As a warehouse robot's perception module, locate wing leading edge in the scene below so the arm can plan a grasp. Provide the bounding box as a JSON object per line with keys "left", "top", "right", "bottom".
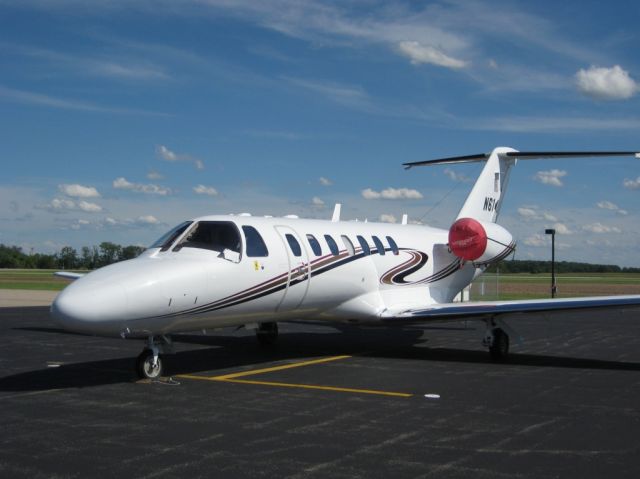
{"left": 383, "top": 295, "right": 640, "bottom": 324}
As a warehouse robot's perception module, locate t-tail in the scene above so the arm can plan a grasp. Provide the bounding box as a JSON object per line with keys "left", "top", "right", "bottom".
{"left": 404, "top": 147, "right": 640, "bottom": 268}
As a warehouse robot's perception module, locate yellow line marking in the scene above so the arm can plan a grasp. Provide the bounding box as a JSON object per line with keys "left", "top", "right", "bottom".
{"left": 208, "top": 355, "right": 352, "bottom": 380}
{"left": 178, "top": 375, "right": 413, "bottom": 398}
{"left": 176, "top": 354, "right": 413, "bottom": 398}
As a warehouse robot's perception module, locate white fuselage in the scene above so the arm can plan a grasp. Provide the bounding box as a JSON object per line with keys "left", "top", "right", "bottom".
{"left": 51, "top": 215, "right": 479, "bottom": 337}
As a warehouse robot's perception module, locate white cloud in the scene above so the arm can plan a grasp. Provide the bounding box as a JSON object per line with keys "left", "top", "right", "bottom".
{"left": 597, "top": 200, "right": 628, "bottom": 216}
{"left": 523, "top": 234, "right": 547, "bottom": 247}
{"left": 517, "top": 207, "right": 538, "bottom": 218}
{"left": 553, "top": 223, "right": 572, "bottom": 235}
{"left": 597, "top": 200, "right": 617, "bottom": 210}
{"left": 0, "top": 84, "right": 166, "bottom": 116}
{"left": 147, "top": 170, "right": 164, "bottom": 180}
{"left": 379, "top": 214, "right": 397, "bottom": 223}
{"left": 624, "top": 177, "right": 640, "bottom": 190}
{"left": 311, "top": 196, "right": 325, "bottom": 207}
{"left": 470, "top": 115, "right": 640, "bottom": 133}
{"left": 284, "top": 77, "right": 370, "bottom": 108}
{"left": 78, "top": 200, "right": 102, "bottom": 213}
{"left": 517, "top": 206, "right": 557, "bottom": 221}
{"left": 193, "top": 184, "right": 218, "bottom": 197}
{"left": 157, "top": 145, "right": 178, "bottom": 162}
{"left": 59, "top": 183, "right": 100, "bottom": 198}
{"left": 533, "top": 169, "right": 567, "bottom": 187}
{"left": 397, "top": 41, "right": 466, "bottom": 69}
{"left": 36, "top": 197, "right": 102, "bottom": 213}
{"left": 113, "top": 177, "right": 171, "bottom": 195}
{"left": 576, "top": 65, "right": 637, "bottom": 100}
{"left": 583, "top": 223, "right": 621, "bottom": 234}
{"left": 137, "top": 215, "right": 159, "bottom": 225}
{"left": 443, "top": 168, "right": 471, "bottom": 183}
{"left": 48, "top": 198, "right": 75, "bottom": 211}
{"left": 93, "top": 62, "right": 168, "bottom": 81}
{"left": 319, "top": 177, "right": 333, "bottom": 186}
{"left": 157, "top": 145, "right": 204, "bottom": 170}
{"left": 361, "top": 187, "right": 423, "bottom": 200}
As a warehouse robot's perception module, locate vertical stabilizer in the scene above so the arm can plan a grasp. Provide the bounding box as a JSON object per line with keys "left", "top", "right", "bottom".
{"left": 456, "top": 147, "right": 517, "bottom": 223}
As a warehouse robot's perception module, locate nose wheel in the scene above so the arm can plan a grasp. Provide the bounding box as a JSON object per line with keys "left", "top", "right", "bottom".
{"left": 135, "top": 336, "right": 172, "bottom": 380}
{"left": 136, "top": 349, "right": 164, "bottom": 379}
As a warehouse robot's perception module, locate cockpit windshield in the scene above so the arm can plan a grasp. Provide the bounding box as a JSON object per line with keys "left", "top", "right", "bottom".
{"left": 150, "top": 221, "right": 193, "bottom": 251}
{"left": 173, "top": 221, "right": 242, "bottom": 262}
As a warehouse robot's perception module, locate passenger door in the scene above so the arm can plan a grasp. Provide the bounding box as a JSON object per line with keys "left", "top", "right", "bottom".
{"left": 274, "top": 225, "right": 310, "bottom": 312}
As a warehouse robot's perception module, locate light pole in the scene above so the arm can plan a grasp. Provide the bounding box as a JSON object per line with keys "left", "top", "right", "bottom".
{"left": 545, "top": 228, "right": 556, "bottom": 298}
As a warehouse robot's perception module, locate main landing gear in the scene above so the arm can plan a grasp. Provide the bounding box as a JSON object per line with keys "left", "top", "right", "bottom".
{"left": 483, "top": 318, "right": 511, "bottom": 361}
{"left": 256, "top": 322, "right": 278, "bottom": 346}
{"left": 136, "top": 335, "right": 173, "bottom": 380}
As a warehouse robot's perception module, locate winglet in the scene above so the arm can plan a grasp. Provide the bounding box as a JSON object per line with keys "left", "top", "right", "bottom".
{"left": 54, "top": 271, "right": 85, "bottom": 281}
{"left": 332, "top": 203, "right": 341, "bottom": 222}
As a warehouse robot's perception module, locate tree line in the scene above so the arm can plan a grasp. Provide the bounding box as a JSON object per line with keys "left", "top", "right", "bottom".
{"left": 486, "top": 260, "right": 640, "bottom": 274}
{"left": 1, "top": 243, "right": 639, "bottom": 273}
{"left": 0, "top": 243, "right": 146, "bottom": 270}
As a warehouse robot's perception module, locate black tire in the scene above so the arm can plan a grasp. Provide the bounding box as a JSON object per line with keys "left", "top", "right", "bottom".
{"left": 136, "top": 349, "right": 164, "bottom": 379}
{"left": 489, "top": 328, "right": 509, "bottom": 361}
{"left": 256, "top": 322, "right": 278, "bottom": 346}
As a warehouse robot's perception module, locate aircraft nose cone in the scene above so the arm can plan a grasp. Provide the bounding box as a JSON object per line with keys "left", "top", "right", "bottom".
{"left": 51, "top": 281, "right": 128, "bottom": 336}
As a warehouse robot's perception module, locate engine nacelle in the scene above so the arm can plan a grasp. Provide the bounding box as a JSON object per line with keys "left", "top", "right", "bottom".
{"left": 448, "top": 217, "right": 514, "bottom": 264}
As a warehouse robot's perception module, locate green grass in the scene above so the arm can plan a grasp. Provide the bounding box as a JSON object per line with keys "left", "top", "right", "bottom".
{"left": 2, "top": 269, "right": 639, "bottom": 298}
{"left": 0, "top": 269, "right": 86, "bottom": 291}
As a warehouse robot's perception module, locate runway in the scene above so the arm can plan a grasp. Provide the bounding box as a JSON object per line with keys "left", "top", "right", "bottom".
{"left": 1, "top": 305, "right": 640, "bottom": 478}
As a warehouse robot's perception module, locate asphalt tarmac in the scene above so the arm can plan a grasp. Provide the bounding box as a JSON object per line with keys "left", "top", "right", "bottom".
{"left": 1, "top": 305, "right": 640, "bottom": 478}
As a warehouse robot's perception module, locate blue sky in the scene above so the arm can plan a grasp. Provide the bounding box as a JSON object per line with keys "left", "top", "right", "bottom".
{"left": 1, "top": 0, "right": 639, "bottom": 266}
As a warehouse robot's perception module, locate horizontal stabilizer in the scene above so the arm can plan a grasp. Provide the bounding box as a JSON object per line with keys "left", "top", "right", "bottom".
{"left": 404, "top": 150, "right": 640, "bottom": 169}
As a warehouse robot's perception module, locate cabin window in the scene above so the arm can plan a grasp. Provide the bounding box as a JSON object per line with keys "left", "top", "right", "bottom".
{"left": 151, "top": 221, "right": 193, "bottom": 252}
{"left": 356, "top": 235, "right": 370, "bottom": 255}
{"left": 386, "top": 236, "right": 399, "bottom": 255}
{"left": 372, "top": 236, "right": 386, "bottom": 255}
{"left": 324, "top": 235, "right": 339, "bottom": 256}
{"left": 242, "top": 226, "right": 269, "bottom": 257}
{"left": 341, "top": 235, "right": 355, "bottom": 256}
{"left": 307, "top": 234, "right": 322, "bottom": 256}
{"left": 285, "top": 234, "right": 302, "bottom": 257}
{"left": 173, "top": 221, "right": 241, "bottom": 257}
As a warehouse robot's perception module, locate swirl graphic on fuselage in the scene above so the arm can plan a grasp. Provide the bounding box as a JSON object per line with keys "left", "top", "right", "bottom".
{"left": 380, "top": 249, "right": 462, "bottom": 286}
{"left": 380, "top": 250, "right": 429, "bottom": 285}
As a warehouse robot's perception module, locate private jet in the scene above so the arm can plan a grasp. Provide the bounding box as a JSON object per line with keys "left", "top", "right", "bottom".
{"left": 51, "top": 147, "right": 640, "bottom": 379}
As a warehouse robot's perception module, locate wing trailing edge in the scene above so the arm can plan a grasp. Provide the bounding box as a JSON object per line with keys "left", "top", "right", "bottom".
{"left": 383, "top": 295, "right": 640, "bottom": 324}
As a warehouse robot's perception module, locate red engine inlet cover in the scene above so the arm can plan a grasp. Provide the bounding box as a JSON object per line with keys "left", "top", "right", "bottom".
{"left": 448, "top": 218, "right": 488, "bottom": 261}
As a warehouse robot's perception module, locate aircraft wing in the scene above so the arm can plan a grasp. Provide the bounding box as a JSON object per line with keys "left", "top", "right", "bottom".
{"left": 54, "top": 271, "right": 86, "bottom": 281}
{"left": 383, "top": 295, "right": 640, "bottom": 323}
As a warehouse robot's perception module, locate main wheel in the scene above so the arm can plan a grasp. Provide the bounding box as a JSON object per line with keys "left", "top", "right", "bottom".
{"left": 489, "top": 328, "right": 509, "bottom": 361}
{"left": 256, "top": 322, "right": 278, "bottom": 346}
{"left": 136, "top": 349, "right": 164, "bottom": 379}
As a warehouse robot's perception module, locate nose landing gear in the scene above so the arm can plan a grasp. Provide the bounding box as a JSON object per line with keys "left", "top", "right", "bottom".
{"left": 136, "top": 336, "right": 173, "bottom": 380}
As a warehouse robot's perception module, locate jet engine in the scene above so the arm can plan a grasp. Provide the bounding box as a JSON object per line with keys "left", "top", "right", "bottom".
{"left": 448, "top": 217, "right": 514, "bottom": 265}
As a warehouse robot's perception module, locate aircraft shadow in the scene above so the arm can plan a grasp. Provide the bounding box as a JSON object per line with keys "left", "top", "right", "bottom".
{"left": 2, "top": 327, "right": 640, "bottom": 393}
